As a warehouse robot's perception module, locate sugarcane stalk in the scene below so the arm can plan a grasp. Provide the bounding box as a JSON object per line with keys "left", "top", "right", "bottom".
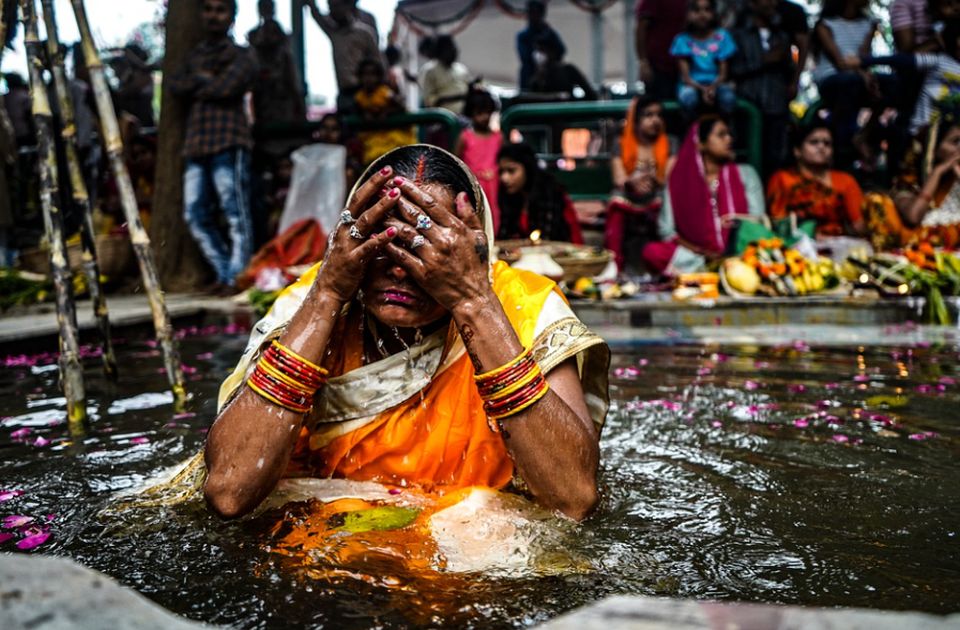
{"left": 40, "top": 0, "right": 117, "bottom": 380}
{"left": 69, "top": 0, "right": 186, "bottom": 406}
{"left": 20, "top": 0, "right": 86, "bottom": 427}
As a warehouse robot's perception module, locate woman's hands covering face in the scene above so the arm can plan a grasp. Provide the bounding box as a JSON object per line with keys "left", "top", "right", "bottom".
{"left": 313, "top": 166, "right": 401, "bottom": 304}
{"left": 381, "top": 177, "right": 493, "bottom": 313}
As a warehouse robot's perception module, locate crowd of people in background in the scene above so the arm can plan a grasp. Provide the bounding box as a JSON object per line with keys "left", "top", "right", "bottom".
{"left": 5, "top": 0, "right": 960, "bottom": 291}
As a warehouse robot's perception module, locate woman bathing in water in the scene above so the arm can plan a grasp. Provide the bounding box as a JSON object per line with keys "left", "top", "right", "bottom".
{"left": 202, "top": 144, "right": 609, "bottom": 523}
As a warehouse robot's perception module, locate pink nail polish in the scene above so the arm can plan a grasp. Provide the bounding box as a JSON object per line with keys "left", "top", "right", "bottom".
{"left": 386, "top": 227, "right": 397, "bottom": 237}
{"left": 393, "top": 176, "right": 405, "bottom": 186}
{"left": 388, "top": 188, "right": 400, "bottom": 198}
{"left": 380, "top": 166, "right": 392, "bottom": 175}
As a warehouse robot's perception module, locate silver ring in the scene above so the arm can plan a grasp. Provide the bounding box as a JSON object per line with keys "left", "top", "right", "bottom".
{"left": 410, "top": 235, "right": 426, "bottom": 249}
{"left": 415, "top": 214, "right": 432, "bottom": 230}
{"left": 340, "top": 209, "right": 356, "bottom": 224}
{"left": 349, "top": 225, "right": 365, "bottom": 240}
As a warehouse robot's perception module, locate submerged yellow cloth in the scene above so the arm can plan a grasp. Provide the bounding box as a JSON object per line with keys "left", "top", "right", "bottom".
{"left": 219, "top": 259, "right": 609, "bottom": 494}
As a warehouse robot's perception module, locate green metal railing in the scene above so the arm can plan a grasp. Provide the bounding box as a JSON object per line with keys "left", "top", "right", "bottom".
{"left": 254, "top": 108, "right": 463, "bottom": 152}
{"left": 500, "top": 99, "right": 764, "bottom": 199}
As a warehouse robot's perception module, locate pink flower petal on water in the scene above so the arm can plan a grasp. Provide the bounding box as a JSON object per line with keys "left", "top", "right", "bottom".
{"left": 824, "top": 382, "right": 840, "bottom": 390}
{"left": 388, "top": 488, "right": 402, "bottom": 495}
{"left": 130, "top": 437, "right": 150, "bottom": 445}
{"left": 908, "top": 431, "right": 939, "bottom": 441}
{"left": 16, "top": 530, "right": 50, "bottom": 550}
{"left": 787, "top": 384, "right": 807, "bottom": 393}
{"left": 638, "top": 358, "right": 649, "bottom": 367}
{"left": 754, "top": 361, "right": 771, "bottom": 369}
{"left": 853, "top": 374, "right": 870, "bottom": 382}
{"left": 710, "top": 420, "right": 723, "bottom": 428}
{"left": 939, "top": 376, "right": 956, "bottom": 385}
{"left": 196, "top": 352, "right": 215, "bottom": 360}
{"left": 744, "top": 380, "right": 760, "bottom": 391}
{"left": 32, "top": 437, "right": 50, "bottom": 447}
{"left": 10, "top": 428, "right": 31, "bottom": 439}
{"left": 792, "top": 340, "right": 811, "bottom": 352}
{"left": 831, "top": 434, "right": 849, "bottom": 443}
{"left": 713, "top": 353, "right": 730, "bottom": 363}
{"left": 915, "top": 384, "right": 933, "bottom": 393}
{"left": 697, "top": 367, "right": 712, "bottom": 376}
{"left": 3, "top": 515, "right": 34, "bottom": 529}
{"left": 0, "top": 490, "right": 23, "bottom": 502}
{"left": 0, "top": 532, "right": 14, "bottom": 544}
{"left": 793, "top": 418, "right": 809, "bottom": 428}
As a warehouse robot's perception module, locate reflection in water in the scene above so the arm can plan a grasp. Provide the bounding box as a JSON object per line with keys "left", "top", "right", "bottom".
{"left": 1, "top": 324, "right": 959, "bottom": 628}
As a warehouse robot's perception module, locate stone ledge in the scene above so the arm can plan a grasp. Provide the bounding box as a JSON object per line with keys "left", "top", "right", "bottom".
{"left": 0, "top": 553, "right": 212, "bottom": 630}
{"left": 538, "top": 595, "right": 960, "bottom": 630}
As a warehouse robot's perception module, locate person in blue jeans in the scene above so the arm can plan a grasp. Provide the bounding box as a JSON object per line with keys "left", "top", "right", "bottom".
{"left": 670, "top": 0, "right": 738, "bottom": 116}
{"left": 169, "top": 0, "right": 257, "bottom": 295}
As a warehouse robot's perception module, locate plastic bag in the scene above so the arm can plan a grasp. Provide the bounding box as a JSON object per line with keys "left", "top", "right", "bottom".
{"left": 278, "top": 143, "right": 346, "bottom": 235}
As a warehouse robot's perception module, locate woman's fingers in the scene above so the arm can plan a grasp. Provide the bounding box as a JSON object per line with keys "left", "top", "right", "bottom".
{"left": 384, "top": 242, "right": 427, "bottom": 280}
{"left": 388, "top": 177, "right": 452, "bottom": 226}
{"left": 351, "top": 227, "right": 397, "bottom": 263}
{"left": 455, "top": 192, "right": 484, "bottom": 231}
{"left": 346, "top": 165, "right": 393, "bottom": 219}
{"left": 353, "top": 187, "right": 401, "bottom": 236}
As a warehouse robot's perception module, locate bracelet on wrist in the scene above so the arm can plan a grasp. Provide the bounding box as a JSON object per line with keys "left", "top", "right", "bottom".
{"left": 474, "top": 347, "right": 550, "bottom": 433}
{"left": 246, "top": 340, "right": 329, "bottom": 414}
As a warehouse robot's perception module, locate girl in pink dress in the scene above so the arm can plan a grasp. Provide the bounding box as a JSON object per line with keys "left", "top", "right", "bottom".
{"left": 456, "top": 89, "right": 503, "bottom": 232}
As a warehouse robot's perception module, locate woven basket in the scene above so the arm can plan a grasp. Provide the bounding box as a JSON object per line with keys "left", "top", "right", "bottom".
{"left": 17, "top": 242, "right": 83, "bottom": 276}
{"left": 17, "top": 235, "right": 134, "bottom": 279}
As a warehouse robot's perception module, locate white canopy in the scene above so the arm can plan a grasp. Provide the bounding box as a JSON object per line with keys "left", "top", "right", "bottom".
{"left": 391, "top": 0, "right": 636, "bottom": 89}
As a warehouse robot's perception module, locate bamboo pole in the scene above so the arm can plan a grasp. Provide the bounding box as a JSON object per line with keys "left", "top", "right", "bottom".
{"left": 40, "top": 0, "right": 117, "bottom": 380}
{"left": 20, "top": 0, "right": 87, "bottom": 426}
{"left": 69, "top": 0, "right": 186, "bottom": 406}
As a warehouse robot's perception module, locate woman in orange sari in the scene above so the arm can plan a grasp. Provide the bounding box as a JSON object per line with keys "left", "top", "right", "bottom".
{"left": 767, "top": 122, "right": 866, "bottom": 237}
{"left": 865, "top": 118, "right": 960, "bottom": 250}
{"left": 604, "top": 95, "right": 674, "bottom": 271}
{"left": 203, "top": 144, "right": 608, "bottom": 529}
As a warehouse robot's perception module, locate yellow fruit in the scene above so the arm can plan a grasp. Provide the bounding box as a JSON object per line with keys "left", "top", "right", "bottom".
{"left": 724, "top": 258, "right": 761, "bottom": 295}
{"left": 573, "top": 277, "right": 595, "bottom": 293}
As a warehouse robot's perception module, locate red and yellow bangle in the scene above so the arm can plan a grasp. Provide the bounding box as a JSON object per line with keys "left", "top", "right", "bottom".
{"left": 474, "top": 347, "right": 550, "bottom": 432}
{"left": 246, "top": 340, "right": 328, "bottom": 414}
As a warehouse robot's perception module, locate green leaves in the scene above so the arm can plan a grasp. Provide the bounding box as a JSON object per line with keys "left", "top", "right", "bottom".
{"left": 328, "top": 506, "right": 420, "bottom": 533}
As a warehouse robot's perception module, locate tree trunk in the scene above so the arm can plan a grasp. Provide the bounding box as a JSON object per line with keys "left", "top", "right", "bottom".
{"left": 151, "top": 0, "right": 207, "bottom": 291}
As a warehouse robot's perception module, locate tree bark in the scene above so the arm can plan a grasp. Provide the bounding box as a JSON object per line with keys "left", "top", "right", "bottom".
{"left": 151, "top": 0, "right": 207, "bottom": 290}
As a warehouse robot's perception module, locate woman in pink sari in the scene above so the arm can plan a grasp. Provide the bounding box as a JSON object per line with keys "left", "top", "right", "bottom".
{"left": 642, "top": 116, "right": 764, "bottom": 275}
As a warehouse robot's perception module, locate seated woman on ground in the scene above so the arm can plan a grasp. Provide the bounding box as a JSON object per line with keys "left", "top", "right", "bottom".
{"left": 604, "top": 95, "right": 676, "bottom": 271}
{"left": 497, "top": 142, "right": 585, "bottom": 244}
{"left": 767, "top": 122, "right": 866, "bottom": 237}
{"left": 866, "top": 114, "right": 960, "bottom": 250}
{"left": 202, "top": 144, "right": 607, "bottom": 524}
{"left": 642, "top": 115, "right": 765, "bottom": 276}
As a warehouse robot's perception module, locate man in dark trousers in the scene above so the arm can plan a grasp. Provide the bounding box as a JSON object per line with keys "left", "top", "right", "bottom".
{"left": 169, "top": 0, "right": 257, "bottom": 295}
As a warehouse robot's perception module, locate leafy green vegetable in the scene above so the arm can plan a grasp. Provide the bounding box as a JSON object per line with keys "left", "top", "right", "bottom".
{"left": 329, "top": 506, "right": 420, "bottom": 533}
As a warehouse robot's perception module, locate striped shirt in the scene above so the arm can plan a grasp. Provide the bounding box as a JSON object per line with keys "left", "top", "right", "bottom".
{"left": 911, "top": 53, "right": 960, "bottom": 132}
{"left": 891, "top": 0, "right": 934, "bottom": 49}
{"left": 813, "top": 17, "right": 876, "bottom": 82}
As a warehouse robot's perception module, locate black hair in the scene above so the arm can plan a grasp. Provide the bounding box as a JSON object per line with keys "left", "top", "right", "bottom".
{"left": 697, "top": 114, "right": 727, "bottom": 144}
{"left": 434, "top": 35, "right": 458, "bottom": 62}
{"left": 820, "top": 0, "right": 867, "bottom": 19}
{"left": 418, "top": 36, "right": 438, "bottom": 59}
{"left": 790, "top": 120, "right": 834, "bottom": 150}
{"left": 685, "top": 0, "right": 719, "bottom": 32}
{"left": 496, "top": 142, "right": 572, "bottom": 242}
{"left": 944, "top": 19, "right": 960, "bottom": 58}
{"left": 463, "top": 88, "right": 498, "bottom": 118}
{"left": 3, "top": 72, "right": 27, "bottom": 89}
{"left": 385, "top": 44, "right": 402, "bottom": 67}
{"left": 527, "top": 1, "right": 546, "bottom": 17}
{"left": 535, "top": 32, "right": 564, "bottom": 59}
{"left": 204, "top": 0, "right": 238, "bottom": 19}
{"left": 631, "top": 94, "right": 661, "bottom": 126}
{"left": 361, "top": 145, "right": 481, "bottom": 216}
{"left": 357, "top": 57, "right": 385, "bottom": 80}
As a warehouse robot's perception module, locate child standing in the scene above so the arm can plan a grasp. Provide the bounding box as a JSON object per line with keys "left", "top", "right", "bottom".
{"left": 670, "top": 0, "right": 738, "bottom": 116}
{"left": 456, "top": 89, "right": 503, "bottom": 233}
{"left": 353, "top": 58, "right": 416, "bottom": 166}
